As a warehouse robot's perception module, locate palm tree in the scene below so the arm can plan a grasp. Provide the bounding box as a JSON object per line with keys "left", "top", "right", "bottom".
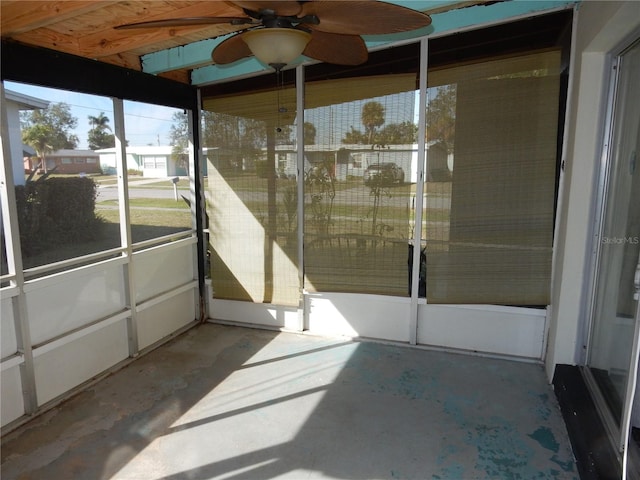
{"left": 87, "top": 112, "right": 114, "bottom": 150}
{"left": 361, "top": 101, "right": 385, "bottom": 144}
{"left": 88, "top": 112, "right": 111, "bottom": 132}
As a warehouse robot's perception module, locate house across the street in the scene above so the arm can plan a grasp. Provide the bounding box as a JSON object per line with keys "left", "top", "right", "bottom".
{"left": 26, "top": 149, "right": 101, "bottom": 175}
{"left": 97, "top": 145, "right": 187, "bottom": 178}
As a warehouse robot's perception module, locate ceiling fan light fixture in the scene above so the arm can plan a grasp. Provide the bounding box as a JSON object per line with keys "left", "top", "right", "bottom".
{"left": 242, "top": 28, "right": 311, "bottom": 69}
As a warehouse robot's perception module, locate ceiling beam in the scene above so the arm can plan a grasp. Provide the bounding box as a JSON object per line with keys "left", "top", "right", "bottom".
{"left": 141, "top": 36, "right": 233, "bottom": 75}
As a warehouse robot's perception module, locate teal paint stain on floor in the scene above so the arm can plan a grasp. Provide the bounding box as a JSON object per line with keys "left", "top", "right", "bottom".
{"left": 433, "top": 462, "right": 465, "bottom": 479}
{"left": 551, "top": 454, "right": 576, "bottom": 473}
{"left": 436, "top": 443, "right": 460, "bottom": 465}
{"left": 473, "top": 422, "right": 533, "bottom": 479}
{"left": 396, "top": 368, "right": 427, "bottom": 399}
{"left": 529, "top": 391, "right": 553, "bottom": 421}
{"left": 528, "top": 426, "right": 560, "bottom": 453}
{"left": 443, "top": 394, "right": 476, "bottom": 426}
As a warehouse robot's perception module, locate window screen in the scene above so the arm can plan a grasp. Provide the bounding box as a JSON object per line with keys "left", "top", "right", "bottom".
{"left": 203, "top": 85, "right": 300, "bottom": 306}
{"left": 303, "top": 74, "right": 419, "bottom": 296}
{"left": 423, "top": 51, "right": 561, "bottom": 305}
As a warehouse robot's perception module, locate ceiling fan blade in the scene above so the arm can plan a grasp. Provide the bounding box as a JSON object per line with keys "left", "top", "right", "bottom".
{"left": 303, "top": 30, "right": 368, "bottom": 66}
{"left": 115, "top": 17, "right": 253, "bottom": 30}
{"left": 230, "top": 1, "right": 302, "bottom": 17}
{"left": 212, "top": 31, "right": 254, "bottom": 64}
{"left": 300, "top": 1, "right": 431, "bottom": 35}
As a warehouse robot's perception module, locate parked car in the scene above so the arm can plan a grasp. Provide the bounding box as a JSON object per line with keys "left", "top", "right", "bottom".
{"left": 363, "top": 162, "right": 405, "bottom": 186}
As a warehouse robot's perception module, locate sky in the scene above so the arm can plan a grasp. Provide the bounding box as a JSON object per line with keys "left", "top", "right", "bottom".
{"left": 5, "top": 80, "right": 422, "bottom": 149}
{"left": 5, "top": 81, "right": 181, "bottom": 150}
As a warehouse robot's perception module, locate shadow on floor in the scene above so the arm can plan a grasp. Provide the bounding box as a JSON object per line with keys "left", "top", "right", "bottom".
{"left": 1, "top": 324, "right": 577, "bottom": 479}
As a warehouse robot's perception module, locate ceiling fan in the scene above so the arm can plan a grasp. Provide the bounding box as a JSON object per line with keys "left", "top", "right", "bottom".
{"left": 116, "top": 1, "right": 432, "bottom": 70}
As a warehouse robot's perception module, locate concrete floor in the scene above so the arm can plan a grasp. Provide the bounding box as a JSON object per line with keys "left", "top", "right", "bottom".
{"left": 1, "top": 323, "right": 577, "bottom": 480}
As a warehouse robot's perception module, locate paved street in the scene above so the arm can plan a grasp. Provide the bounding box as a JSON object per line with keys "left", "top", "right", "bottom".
{"left": 96, "top": 178, "right": 188, "bottom": 202}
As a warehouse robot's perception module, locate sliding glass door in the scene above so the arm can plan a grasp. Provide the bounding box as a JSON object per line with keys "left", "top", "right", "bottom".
{"left": 586, "top": 39, "right": 640, "bottom": 462}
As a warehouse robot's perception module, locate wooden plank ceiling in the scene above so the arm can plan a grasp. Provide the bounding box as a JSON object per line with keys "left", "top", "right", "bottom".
{"left": 2, "top": 1, "right": 556, "bottom": 86}
{"left": 0, "top": 1, "right": 252, "bottom": 84}
{"left": 3, "top": 1, "right": 503, "bottom": 85}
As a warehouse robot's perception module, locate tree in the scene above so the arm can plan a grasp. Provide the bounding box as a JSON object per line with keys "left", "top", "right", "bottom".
{"left": 202, "top": 111, "right": 240, "bottom": 151}
{"left": 377, "top": 121, "right": 418, "bottom": 144}
{"left": 427, "top": 85, "right": 456, "bottom": 153}
{"left": 342, "top": 126, "right": 367, "bottom": 144}
{"left": 169, "top": 111, "right": 190, "bottom": 172}
{"left": 342, "top": 102, "right": 416, "bottom": 145}
{"left": 202, "top": 112, "right": 265, "bottom": 150}
{"left": 87, "top": 112, "right": 115, "bottom": 150}
{"left": 172, "top": 110, "right": 266, "bottom": 173}
{"left": 201, "top": 111, "right": 268, "bottom": 172}
{"left": 365, "top": 149, "right": 400, "bottom": 236}
{"left": 367, "top": 165, "right": 394, "bottom": 235}
{"left": 361, "top": 101, "right": 385, "bottom": 144}
{"left": 21, "top": 102, "right": 78, "bottom": 173}
{"left": 305, "top": 158, "right": 336, "bottom": 235}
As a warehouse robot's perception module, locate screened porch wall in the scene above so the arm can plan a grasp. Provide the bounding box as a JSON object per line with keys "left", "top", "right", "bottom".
{"left": 204, "top": 11, "right": 570, "bottom": 360}
{"left": 303, "top": 74, "right": 419, "bottom": 297}
{"left": 423, "top": 51, "right": 561, "bottom": 306}
{"left": 204, "top": 88, "right": 300, "bottom": 308}
{"left": 1, "top": 240, "right": 198, "bottom": 428}
{"left": 0, "top": 84, "right": 201, "bottom": 429}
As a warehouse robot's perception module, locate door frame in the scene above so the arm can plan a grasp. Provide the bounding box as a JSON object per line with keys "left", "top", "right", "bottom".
{"left": 582, "top": 35, "right": 640, "bottom": 473}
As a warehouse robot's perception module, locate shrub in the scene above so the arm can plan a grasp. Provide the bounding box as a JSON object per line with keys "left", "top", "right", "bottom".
{"left": 15, "top": 177, "right": 103, "bottom": 256}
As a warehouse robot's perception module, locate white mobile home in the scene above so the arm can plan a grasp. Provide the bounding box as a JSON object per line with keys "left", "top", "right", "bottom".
{"left": 97, "top": 145, "right": 186, "bottom": 178}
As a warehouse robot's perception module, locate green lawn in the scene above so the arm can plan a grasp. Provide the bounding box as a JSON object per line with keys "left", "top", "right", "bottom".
{"left": 98, "top": 198, "right": 190, "bottom": 209}
{"left": 98, "top": 208, "right": 191, "bottom": 228}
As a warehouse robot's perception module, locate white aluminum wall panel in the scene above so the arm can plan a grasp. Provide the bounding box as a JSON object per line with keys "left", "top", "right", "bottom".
{"left": 417, "top": 304, "right": 547, "bottom": 359}
{"left": 134, "top": 241, "right": 195, "bottom": 303}
{"left": 33, "top": 319, "right": 129, "bottom": 405}
{"left": 136, "top": 289, "right": 196, "bottom": 350}
{"left": 1, "top": 296, "right": 17, "bottom": 357}
{"left": 307, "top": 293, "right": 411, "bottom": 343}
{"left": 209, "top": 297, "right": 300, "bottom": 330}
{"left": 209, "top": 295, "right": 545, "bottom": 358}
{"left": 25, "top": 263, "right": 126, "bottom": 345}
{"left": 1, "top": 363, "right": 25, "bottom": 427}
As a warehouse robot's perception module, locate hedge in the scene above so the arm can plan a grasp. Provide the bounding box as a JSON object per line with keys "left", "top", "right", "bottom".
{"left": 14, "top": 177, "right": 103, "bottom": 256}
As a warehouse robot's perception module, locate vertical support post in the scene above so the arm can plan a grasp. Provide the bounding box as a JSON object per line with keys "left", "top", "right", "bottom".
{"left": 296, "top": 65, "right": 306, "bottom": 332}
{"left": 113, "top": 98, "right": 138, "bottom": 356}
{"left": 264, "top": 124, "right": 276, "bottom": 305}
{"left": 190, "top": 90, "right": 207, "bottom": 322}
{"left": 409, "top": 38, "right": 430, "bottom": 345}
{"left": 0, "top": 82, "right": 38, "bottom": 413}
